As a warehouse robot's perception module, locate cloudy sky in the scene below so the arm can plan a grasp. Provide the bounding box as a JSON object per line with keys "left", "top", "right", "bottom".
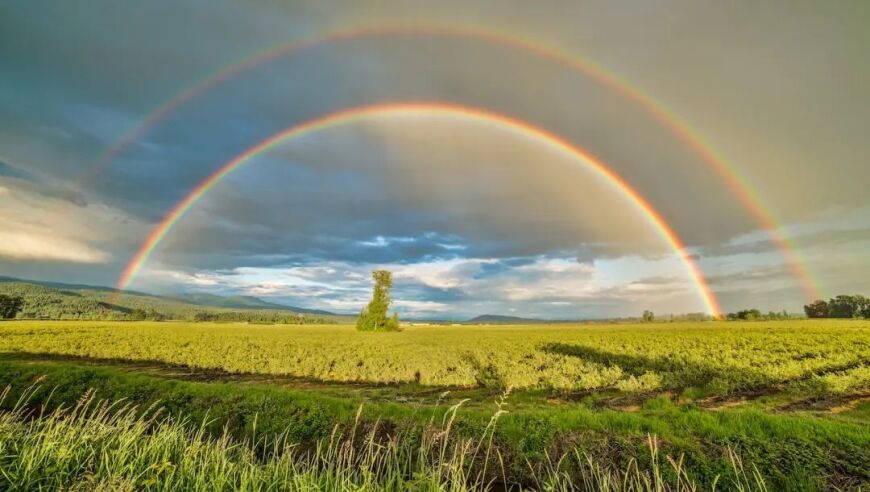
{"left": 1, "top": 1, "right": 868, "bottom": 318}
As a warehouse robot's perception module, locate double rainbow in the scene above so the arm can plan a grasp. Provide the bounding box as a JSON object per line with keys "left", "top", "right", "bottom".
{"left": 116, "top": 102, "right": 722, "bottom": 316}
{"left": 104, "top": 23, "right": 820, "bottom": 311}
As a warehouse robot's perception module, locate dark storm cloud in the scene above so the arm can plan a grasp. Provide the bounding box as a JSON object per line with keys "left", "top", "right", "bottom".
{"left": 392, "top": 283, "right": 469, "bottom": 304}
{"left": 699, "top": 227, "right": 870, "bottom": 259}
{"left": 705, "top": 266, "right": 793, "bottom": 289}
{"left": 0, "top": 160, "right": 37, "bottom": 181}
{"left": 712, "top": 284, "right": 809, "bottom": 315}
{"left": 0, "top": 0, "right": 325, "bottom": 111}
{"left": 4, "top": 3, "right": 749, "bottom": 243}
{"left": 0, "top": 158, "right": 92, "bottom": 209}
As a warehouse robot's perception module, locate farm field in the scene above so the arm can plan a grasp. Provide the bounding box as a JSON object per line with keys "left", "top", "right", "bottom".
{"left": 0, "top": 320, "right": 868, "bottom": 490}
{"left": 1, "top": 320, "right": 867, "bottom": 396}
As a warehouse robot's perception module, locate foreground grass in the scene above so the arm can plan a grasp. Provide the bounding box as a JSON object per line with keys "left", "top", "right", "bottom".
{"left": 0, "top": 386, "right": 773, "bottom": 492}
{"left": 0, "top": 360, "right": 866, "bottom": 490}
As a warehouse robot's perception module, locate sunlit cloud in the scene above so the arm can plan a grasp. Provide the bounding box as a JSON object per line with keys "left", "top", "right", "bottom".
{"left": 0, "top": 175, "right": 142, "bottom": 264}
{"left": 0, "top": 231, "right": 108, "bottom": 263}
{"left": 132, "top": 252, "right": 709, "bottom": 318}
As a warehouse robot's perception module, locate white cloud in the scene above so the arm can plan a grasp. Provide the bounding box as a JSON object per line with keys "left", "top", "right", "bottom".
{"left": 393, "top": 299, "right": 451, "bottom": 315}
{"left": 131, "top": 251, "right": 710, "bottom": 318}
{"left": 245, "top": 283, "right": 288, "bottom": 295}
{"left": 143, "top": 268, "right": 222, "bottom": 286}
{"left": 391, "top": 258, "right": 497, "bottom": 289}
{"left": 0, "top": 230, "right": 108, "bottom": 263}
{"left": 357, "top": 235, "right": 417, "bottom": 247}
{"left": 0, "top": 177, "right": 137, "bottom": 263}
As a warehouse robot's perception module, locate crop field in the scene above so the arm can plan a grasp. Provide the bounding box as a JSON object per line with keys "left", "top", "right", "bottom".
{"left": 0, "top": 320, "right": 867, "bottom": 395}
{"left": 0, "top": 320, "right": 868, "bottom": 490}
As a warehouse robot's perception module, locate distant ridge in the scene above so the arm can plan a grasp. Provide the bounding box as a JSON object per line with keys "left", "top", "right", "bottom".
{"left": 171, "top": 293, "right": 336, "bottom": 315}
{"left": 0, "top": 275, "right": 149, "bottom": 295}
{"left": 0, "top": 276, "right": 339, "bottom": 318}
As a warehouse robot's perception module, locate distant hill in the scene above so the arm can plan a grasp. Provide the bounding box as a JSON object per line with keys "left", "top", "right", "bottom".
{"left": 0, "top": 281, "right": 122, "bottom": 319}
{"left": 171, "top": 293, "right": 336, "bottom": 315}
{"left": 0, "top": 277, "right": 345, "bottom": 323}
{"left": 0, "top": 275, "right": 147, "bottom": 295}
{"left": 466, "top": 314, "right": 546, "bottom": 324}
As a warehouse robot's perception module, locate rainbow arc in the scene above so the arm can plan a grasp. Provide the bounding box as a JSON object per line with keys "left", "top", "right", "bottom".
{"left": 98, "top": 23, "right": 821, "bottom": 305}
{"left": 116, "top": 102, "right": 723, "bottom": 316}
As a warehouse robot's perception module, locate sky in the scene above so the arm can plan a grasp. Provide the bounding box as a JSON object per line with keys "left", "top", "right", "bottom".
{"left": 1, "top": 0, "right": 868, "bottom": 319}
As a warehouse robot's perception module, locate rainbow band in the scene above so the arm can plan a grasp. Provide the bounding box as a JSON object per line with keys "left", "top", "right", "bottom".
{"left": 117, "top": 102, "right": 723, "bottom": 316}
{"left": 85, "top": 24, "right": 821, "bottom": 301}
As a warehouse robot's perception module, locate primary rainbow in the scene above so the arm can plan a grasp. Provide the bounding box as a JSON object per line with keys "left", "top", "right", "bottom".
{"left": 117, "top": 102, "right": 723, "bottom": 316}
{"left": 85, "top": 23, "right": 821, "bottom": 301}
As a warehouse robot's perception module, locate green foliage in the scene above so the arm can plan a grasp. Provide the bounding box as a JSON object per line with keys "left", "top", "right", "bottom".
{"left": 0, "top": 294, "right": 23, "bottom": 318}
{"left": 641, "top": 310, "right": 655, "bottom": 322}
{"left": 356, "top": 270, "right": 401, "bottom": 331}
{"left": 190, "top": 310, "right": 333, "bottom": 324}
{"left": 805, "top": 299, "right": 830, "bottom": 318}
{"left": 129, "top": 308, "right": 167, "bottom": 321}
{"left": 805, "top": 294, "right": 870, "bottom": 319}
{"left": 725, "top": 308, "right": 797, "bottom": 321}
{"left": 830, "top": 294, "right": 870, "bottom": 318}
{"left": 727, "top": 308, "right": 762, "bottom": 320}
{"left": 0, "top": 282, "right": 122, "bottom": 319}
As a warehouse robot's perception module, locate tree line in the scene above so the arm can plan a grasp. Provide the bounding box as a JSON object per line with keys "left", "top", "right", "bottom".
{"left": 640, "top": 309, "right": 795, "bottom": 322}
{"left": 191, "top": 311, "right": 335, "bottom": 324}
{"left": 725, "top": 309, "right": 796, "bottom": 321}
{"left": 804, "top": 294, "right": 870, "bottom": 319}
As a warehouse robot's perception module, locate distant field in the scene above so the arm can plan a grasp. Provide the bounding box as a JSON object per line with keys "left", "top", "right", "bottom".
{"left": 0, "top": 320, "right": 867, "bottom": 395}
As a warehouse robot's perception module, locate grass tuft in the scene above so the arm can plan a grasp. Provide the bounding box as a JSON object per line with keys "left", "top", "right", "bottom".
{"left": 0, "top": 385, "right": 773, "bottom": 491}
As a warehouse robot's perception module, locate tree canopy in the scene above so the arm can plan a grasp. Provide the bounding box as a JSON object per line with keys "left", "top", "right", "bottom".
{"left": 804, "top": 295, "right": 869, "bottom": 319}
{"left": 0, "top": 294, "right": 23, "bottom": 319}
{"left": 356, "top": 270, "right": 401, "bottom": 331}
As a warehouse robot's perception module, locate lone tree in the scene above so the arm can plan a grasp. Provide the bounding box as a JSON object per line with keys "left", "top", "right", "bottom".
{"left": 356, "top": 270, "right": 400, "bottom": 331}
{"left": 641, "top": 310, "right": 655, "bottom": 323}
{"left": 0, "top": 294, "right": 23, "bottom": 319}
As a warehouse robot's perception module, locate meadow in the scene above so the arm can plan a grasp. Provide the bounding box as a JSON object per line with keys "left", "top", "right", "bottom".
{"left": 0, "top": 320, "right": 867, "bottom": 395}
{"left": 0, "top": 320, "right": 867, "bottom": 490}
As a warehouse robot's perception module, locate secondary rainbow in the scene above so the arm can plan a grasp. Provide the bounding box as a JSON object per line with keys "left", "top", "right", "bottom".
{"left": 117, "top": 102, "right": 723, "bottom": 316}
{"left": 83, "top": 23, "right": 821, "bottom": 301}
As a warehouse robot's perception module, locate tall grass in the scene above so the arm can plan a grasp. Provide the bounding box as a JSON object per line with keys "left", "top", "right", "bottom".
{"left": 0, "top": 385, "right": 769, "bottom": 491}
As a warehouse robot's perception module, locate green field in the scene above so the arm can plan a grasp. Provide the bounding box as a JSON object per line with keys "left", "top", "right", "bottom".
{"left": 0, "top": 320, "right": 868, "bottom": 490}
{"left": 1, "top": 320, "right": 867, "bottom": 393}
